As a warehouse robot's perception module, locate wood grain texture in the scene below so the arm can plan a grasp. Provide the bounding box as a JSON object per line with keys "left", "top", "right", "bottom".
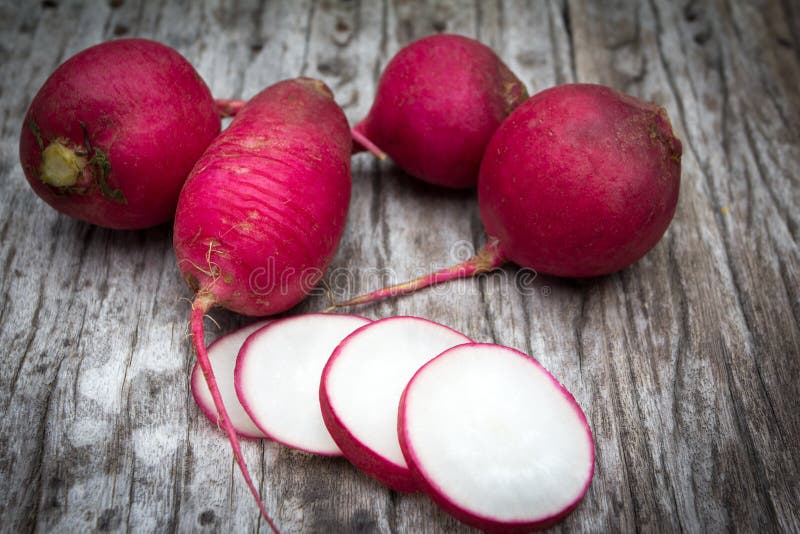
{"left": 0, "top": 0, "right": 798, "bottom": 532}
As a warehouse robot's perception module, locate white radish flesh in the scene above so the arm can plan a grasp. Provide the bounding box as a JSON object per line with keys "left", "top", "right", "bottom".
{"left": 399, "top": 343, "right": 594, "bottom": 532}
{"left": 235, "top": 313, "right": 370, "bottom": 455}
{"left": 191, "top": 321, "right": 269, "bottom": 439}
{"left": 320, "top": 316, "right": 471, "bottom": 491}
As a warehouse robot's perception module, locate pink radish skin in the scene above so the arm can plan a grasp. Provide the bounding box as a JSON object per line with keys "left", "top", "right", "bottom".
{"left": 190, "top": 321, "right": 269, "bottom": 440}
{"left": 235, "top": 314, "right": 370, "bottom": 455}
{"left": 478, "top": 84, "right": 682, "bottom": 277}
{"left": 319, "top": 316, "right": 471, "bottom": 492}
{"left": 331, "top": 83, "right": 682, "bottom": 309}
{"left": 174, "top": 78, "right": 352, "bottom": 530}
{"left": 215, "top": 99, "right": 385, "bottom": 160}
{"left": 353, "top": 34, "right": 528, "bottom": 188}
{"left": 399, "top": 344, "right": 595, "bottom": 532}
{"left": 19, "top": 39, "right": 220, "bottom": 229}
{"left": 175, "top": 78, "right": 351, "bottom": 317}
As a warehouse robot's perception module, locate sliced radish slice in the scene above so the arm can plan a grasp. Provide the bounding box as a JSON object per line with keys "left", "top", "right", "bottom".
{"left": 235, "top": 313, "right": 370, "bottom": 455}
{"left": 320, "top": 316, "right": 471, "bottom": 491}
{"left": 191, "top": 321, "right": 269, "bottom": 439}
{"left": 399, "top": 343, "right": 595, "bottom": 532}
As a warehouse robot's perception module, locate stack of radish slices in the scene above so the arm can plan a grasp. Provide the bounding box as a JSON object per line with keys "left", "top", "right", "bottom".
{"left": 192, "top": 315, "right": 595, "bottom": 531}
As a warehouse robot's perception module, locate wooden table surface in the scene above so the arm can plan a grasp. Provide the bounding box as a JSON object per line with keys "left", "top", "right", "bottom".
{"left": 1, "top": 0, "right": 799, "bottom": 532}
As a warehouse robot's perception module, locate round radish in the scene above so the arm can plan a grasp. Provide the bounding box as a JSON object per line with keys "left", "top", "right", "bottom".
{"left": 399, "top": 343, "right": 594, "bottom": 532}
{"left": 331, "top": 83, "right": 682, "bottom": 309}
{"left": 19, "top": 38, "right": 220, "bottom": 229}
{"left": 352, "top": 34, "right": 528, "bottom": 188}
{"left": 174, "top": 78, "right": 352, "bottom": 529}
{"left": 191, "top": 321, "right": 269, "bottom": 440}
{"left": 478, "top": 84, "right": 682, "bottom": 277}
{"left": 319, "top": 316, "right": 471, "bottom": 491}
{"left": 235, "top": 314, "right": 370, "bottom": 455}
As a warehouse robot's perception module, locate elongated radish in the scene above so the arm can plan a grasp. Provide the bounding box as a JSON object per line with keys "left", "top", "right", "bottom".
{"left": 191, "top": 321, "right": 269, "bottom": 439}
{"left": 19, "top": 38, "right": 220, "bottom": 229}
{"left": 235, "top": 314, "right": 370, "bottom": 455}
{"left": 319, "top": 316, "right": 471, "bottom": 491}
{"left": 174, "top": 78, "right": 352, "bottom": 528}
{"left": 399, "top": 343, "right": 594, "bottom": 532}
{"left": 352, "top": 34, "right": 528, "bottom": 188}
{"left": 212, "top": 99, "right": 383, "bottom": 162}
{"left": 330, "top": 84, "right": 682, "bottom": 309}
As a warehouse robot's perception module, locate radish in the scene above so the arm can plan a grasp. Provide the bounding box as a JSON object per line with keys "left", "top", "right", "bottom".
{"left": 235, "top": 314, "right": 370, "bottom": 455}
{"left": 19, "top": 38, "right": 220, "bottom": 229}
{"left": 319, "top": 316, "right": 471, "bottom": 491}
{"left": 174, "top": 78, "right": 352, "bottom": 528}
{"left": 399, "top": 343, "right": 594, "bottom": 532}
{"left": 191, "top": 321, "right": 269, "bottom": 439}
{"left": 352, "top": 34, "right": 528, "bottom": 188}
{"left": 332, "top": 83, "right": 682, "bottom": 309}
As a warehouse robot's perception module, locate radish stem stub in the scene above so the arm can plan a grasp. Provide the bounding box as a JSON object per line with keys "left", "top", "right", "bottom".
{"left": 399, "top": 343, "right": 595, "bottom": 531}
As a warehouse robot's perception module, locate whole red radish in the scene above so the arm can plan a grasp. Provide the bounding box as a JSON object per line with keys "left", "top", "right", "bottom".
{"left": 19, "top": 39, "right": 220, "bottom": 229}
{"left": 352, "top": 34, "right": 528, "bottom": 188}
{"left": 174, "top": 77, "right": 351, "bottom": 529}
{"left": 479, "top": 84, "right": 682, "bottom": 277}
{"left": 332, "top": 84, "right": 682, "bottom": 309}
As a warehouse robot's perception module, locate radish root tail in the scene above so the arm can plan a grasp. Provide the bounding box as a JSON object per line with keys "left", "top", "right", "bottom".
{"left": 326, "top": 239, "right": 507, "bottom": 311}
{"left": 351, "top": 128, "right": 388, "bottom": 160}
{"left": 190, "top": 296, "right": 280, "bottom": 533}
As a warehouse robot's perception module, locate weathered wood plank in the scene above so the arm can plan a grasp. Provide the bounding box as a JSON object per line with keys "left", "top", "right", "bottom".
{"left": 0, "top": 0, "right": 798, "bottom": 533}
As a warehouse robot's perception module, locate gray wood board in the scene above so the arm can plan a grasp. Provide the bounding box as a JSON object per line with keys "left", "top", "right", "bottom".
{"left": 0, "top": 0, "right": 798, "bottom": 532}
